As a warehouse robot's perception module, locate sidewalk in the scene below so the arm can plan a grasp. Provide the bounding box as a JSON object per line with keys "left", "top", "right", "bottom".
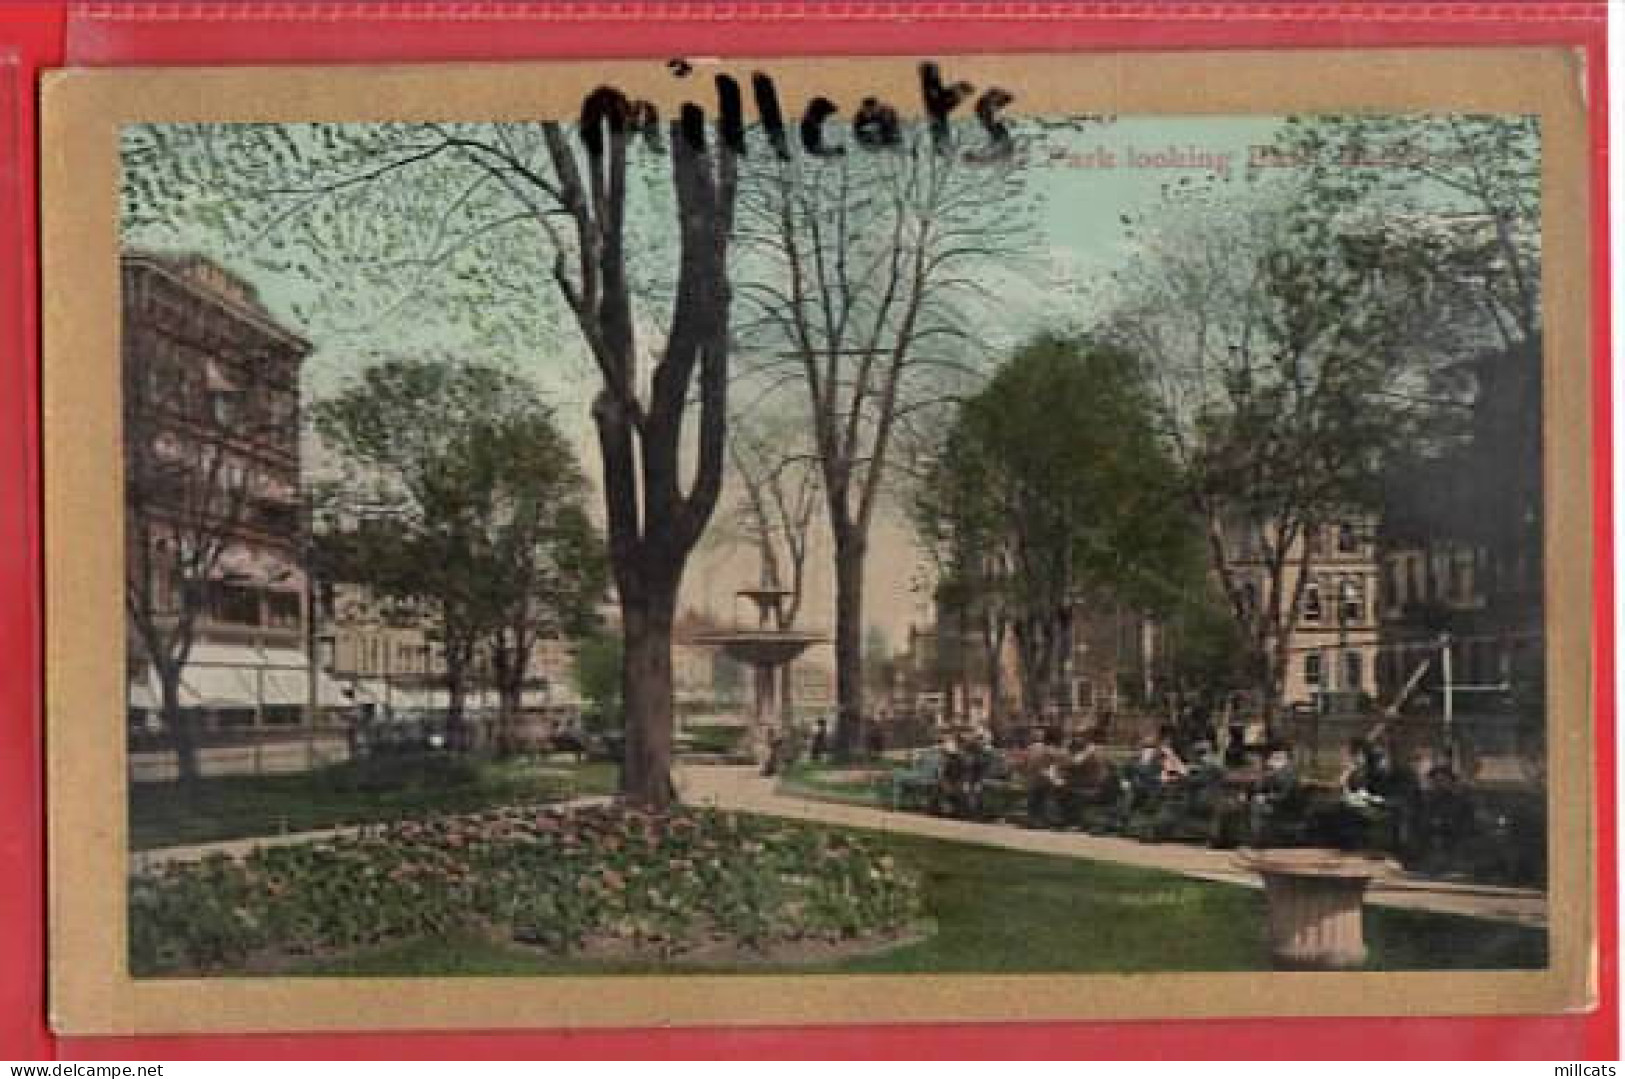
{"left": 678, "top": 764, "right": 1548, "bottom": 928}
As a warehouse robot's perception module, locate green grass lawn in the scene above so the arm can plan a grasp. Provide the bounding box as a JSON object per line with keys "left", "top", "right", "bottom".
{"left": 775, "top": 761, "right": 895, "bottom": 806}
{"left": 129, "top": 754, "right": 619, "bottom": 850}
{"left": 294, "top": 827, "right": 1546, "bottom": 976}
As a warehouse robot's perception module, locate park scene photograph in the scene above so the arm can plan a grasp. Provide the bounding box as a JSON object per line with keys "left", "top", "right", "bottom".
{"left": 116, "top": 84, "right": 1550, "bottom": 981}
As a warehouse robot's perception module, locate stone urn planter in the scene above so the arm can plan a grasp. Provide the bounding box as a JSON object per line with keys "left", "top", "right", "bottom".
{"left": 1236, "top": 848, "right": 1400, "bottom": 970}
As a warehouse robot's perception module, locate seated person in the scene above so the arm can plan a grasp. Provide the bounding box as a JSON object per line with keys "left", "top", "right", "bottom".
{"left": 961, "top": 733, "right": 995, "bottom": 819}
{"left": 934, "top": 734, "right": 968, "bottom": 816}
{"left": 1183, "top": 741, "right": 1226, "bottom": 816}
{"left": 1247, "top": 742, "right": 1303, "bottom": 845}
{"left": 1022, "top": 731, "right": 1065, "bottom": 827}
{"left": 1223, "top": 717, "right": 1251, "bottom": 768}
{"left": 1341, "top": 736, "right": 1377, "bottom": 795}
{"left": 1144, "top": 739, "right": 1224, "bottom": 840}
{"left": 1119, "top": 740, "right": 1167, "bottom": 824}
{"left": 1332, "top": 735, "right": 1412, "bottom": 852}
{"left": 1059, "top": 734, "right": 1116, "bottom": 827}
{"left": 1156, "top": 733, "right": 1190, "bottom": 783}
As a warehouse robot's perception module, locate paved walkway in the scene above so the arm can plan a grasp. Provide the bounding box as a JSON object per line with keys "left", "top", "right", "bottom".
{"left": 677, "top": 765, "right": 1549, "bottom": 928}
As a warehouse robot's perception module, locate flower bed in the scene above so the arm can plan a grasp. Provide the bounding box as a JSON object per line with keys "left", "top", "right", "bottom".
{"left": 129, "top": 804, "right": 923, "bottom": 975}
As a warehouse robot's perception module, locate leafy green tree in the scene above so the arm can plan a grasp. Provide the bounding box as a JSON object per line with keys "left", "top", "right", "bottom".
{"left": 474, "top": 420, "right": 607, "bottom": 756}
{"left": 574, "top": 631, "right": 625, "bottom": 731}
{"left": 1156, "top": 584, "right": 1247, "bottom": 709}
{"left": 314, "top": 359, "right": 602, "bottom": 753}
{"left": 916, "top": 334, "right": 1197, "bottom": 722}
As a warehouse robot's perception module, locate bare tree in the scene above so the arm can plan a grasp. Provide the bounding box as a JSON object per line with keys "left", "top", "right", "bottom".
{"left": 733, "top": 125, "right": 1029, "bottom": 755}
{"left": 726, "top": 415, "right": 819, "bottom": 626}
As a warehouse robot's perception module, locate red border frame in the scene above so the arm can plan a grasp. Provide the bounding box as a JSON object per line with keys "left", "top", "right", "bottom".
{"left": 0, "top": 1, "right": 1613, "bottom": 1060}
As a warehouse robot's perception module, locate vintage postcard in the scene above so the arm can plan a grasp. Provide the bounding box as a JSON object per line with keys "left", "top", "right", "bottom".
{"left": 42, "top": 49, "right": 1593, "bottom": 1033}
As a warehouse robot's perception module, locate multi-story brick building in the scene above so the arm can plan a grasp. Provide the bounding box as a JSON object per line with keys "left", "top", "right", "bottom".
{"left": 122, "top": 251, "right": 347, "bottom": 776}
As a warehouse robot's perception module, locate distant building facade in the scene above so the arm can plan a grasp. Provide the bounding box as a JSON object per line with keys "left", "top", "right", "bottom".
{"left": 319, "top": 581, "right": 583, "bottom": 740}
{"left": 1222, "top": 514, "right": 1384, "bottom": 710}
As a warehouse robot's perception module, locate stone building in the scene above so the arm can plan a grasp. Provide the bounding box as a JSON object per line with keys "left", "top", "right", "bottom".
{"left": 1223, "top": 515, "right": 1384, "bottom": 710}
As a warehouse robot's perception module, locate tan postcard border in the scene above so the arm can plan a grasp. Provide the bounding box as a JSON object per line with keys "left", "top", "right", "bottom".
{"left": 42, "top": 48, "right": 1594, "bottom": 1035}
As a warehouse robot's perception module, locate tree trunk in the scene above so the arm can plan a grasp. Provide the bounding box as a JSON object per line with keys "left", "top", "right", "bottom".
{"left": 495, "top": 676, "right": 524, "bottom": 758}
{"left": 777, "top": 658, "right": 794, "bottom": 725}
{"left": 1013, "top": 617, "right": 1052, "bottom": 726}
{"left": 620, "top": 593, "right": 678, "bottom": 809}
{"left": 445, "top": 665, "right": 469, "bottom": 752}
{"left": 831, "top": 529, "right": 866, "bottom": 760}
{"left": 158, "top": 662, "right": 198, "bottom": 789}
{"left": 1263, "top": 632, "right": 1290, "bottom": 741}
{"left": 984, "top": 618, "right": 1006, "bottom": 739}
{"left": 955, "top": 604, "right": 973, "bottom": 724}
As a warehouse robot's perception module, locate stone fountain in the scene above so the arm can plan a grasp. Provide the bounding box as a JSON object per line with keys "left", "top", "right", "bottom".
{"left": 691, "top": 586, "right": 827, "bottom": 736}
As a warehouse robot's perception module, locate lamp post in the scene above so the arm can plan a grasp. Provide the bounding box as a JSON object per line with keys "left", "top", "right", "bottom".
{"left": 302, "top": 490, "right": 328, "bottom": 768}
{"left": 1439, "top": 631, "right": 1455, "bottom": 769}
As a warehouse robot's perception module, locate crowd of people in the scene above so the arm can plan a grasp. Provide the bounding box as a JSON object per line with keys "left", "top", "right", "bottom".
{"left": 890, "top": 719, "right": 1491, "bottom": 868}
{"left": 750, "top": 707, "right": 1504, "bottom": 874}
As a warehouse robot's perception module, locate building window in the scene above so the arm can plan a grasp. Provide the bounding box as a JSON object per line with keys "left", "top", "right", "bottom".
{"left": 1302, "top": 583, "right": 1322, "bottom": 623}
{"left": 1451, "top": 552, "right": 1473, "bottom": 603}
{"left": 1339, "top": 578, "right": 1364, "bottom": 624}
{"left": 1384, "top": 561, "right": 1401, "bottom": 609}
{"left": 257, "top": 502, "right": 297, "bottom": 536}
{"left": 1344, "top": 651, "right": 1364, "bottom": 691}
{"left": 214, "top": 707, "right": 255, "bottom": 730}
{"left": 1337, "top": 522, "right": 1358, "bottom": 553}
{"left": 209, "top": 389, "right": 242, "bottom": 429}
{"left": 208, "top": 583, "right": 261, "bottom": 626}
{"left": 1304, "top": 653, "right": 1322, "bottom": 686}
{"left": 265, "top": 591, "right": 301, "bottom": 629}
{"left": 262, "top": 705, "right": 301, "bottom": 727}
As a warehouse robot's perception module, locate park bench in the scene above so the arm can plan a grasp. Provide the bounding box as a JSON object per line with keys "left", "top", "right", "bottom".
{"left": 978, "top": 755, "right": 1027, "bottom": 820}
{"left": 887, "top": 749, "right": 943, "bottom": 811}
